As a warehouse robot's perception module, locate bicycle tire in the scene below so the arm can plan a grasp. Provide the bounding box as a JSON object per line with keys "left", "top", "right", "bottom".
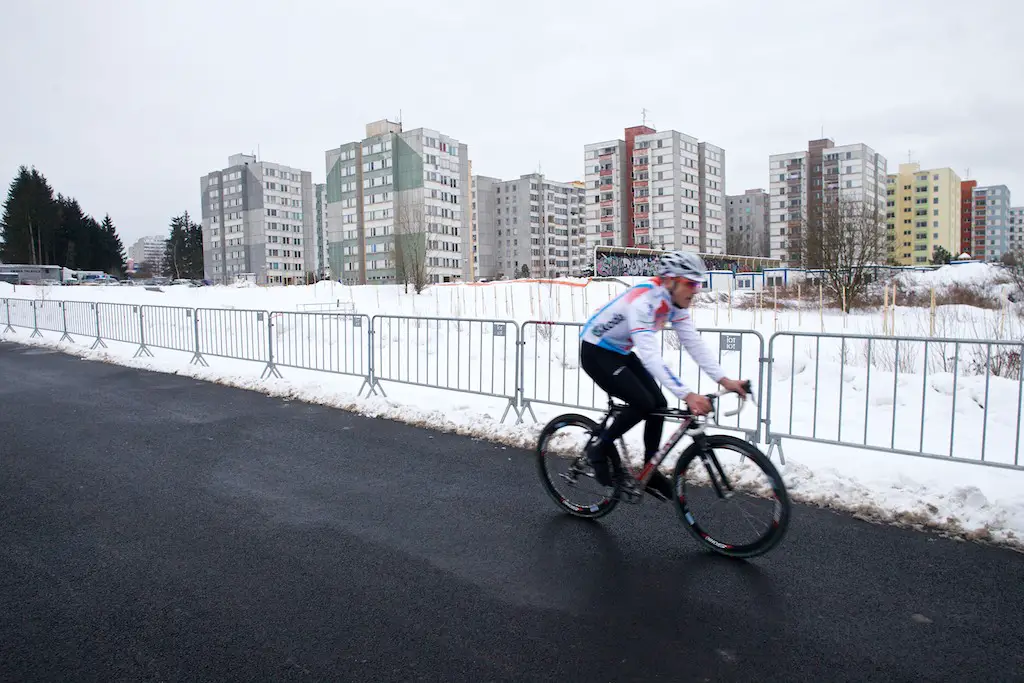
{"left": 536, "top": 413, "right": 622, "bottom": 519}
{"left": 672, "top": 434, "right": 790, "bottom": 558}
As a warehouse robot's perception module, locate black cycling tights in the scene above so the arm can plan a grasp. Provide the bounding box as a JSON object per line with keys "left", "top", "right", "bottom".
{"left": 580, "top": 341, "right": 668, "bottom": 460}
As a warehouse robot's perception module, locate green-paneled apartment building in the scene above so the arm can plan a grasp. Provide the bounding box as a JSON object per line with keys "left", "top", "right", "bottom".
{"left": 325, "top": 119, "right": 470, "bottom": 285}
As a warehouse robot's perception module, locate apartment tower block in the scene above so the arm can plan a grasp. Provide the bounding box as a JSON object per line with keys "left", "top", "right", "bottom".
{"left": 885, "top": 163, "right": 962, "bottom": 265}
{"left": 324, "top": 120, "right": 470, "bottom": 285}
{"left": 769, "top": 138, "right": 887, "bottom": 268}
{"left": 584, "top": 125, "right": 725, "bottom": 255}
{"left": 200, "top": 153, "right": 314, "bottom": 285}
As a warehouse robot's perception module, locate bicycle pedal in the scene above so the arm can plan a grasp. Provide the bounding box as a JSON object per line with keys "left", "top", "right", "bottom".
{"left": 610, "top": 482, "right": 644, "bottom": 503}
{"left": 644, "top": 487, "right": 671, "bottom": 503}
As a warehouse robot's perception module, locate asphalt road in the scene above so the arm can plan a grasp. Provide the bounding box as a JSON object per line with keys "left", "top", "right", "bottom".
{"left": 2, "top": 341, "right": 1023, "bottom": 682}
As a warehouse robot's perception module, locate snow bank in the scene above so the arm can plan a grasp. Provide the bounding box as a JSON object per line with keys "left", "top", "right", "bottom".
{"left": 895, "top": 262, "right": 1010, "bottom": 292}
{"left": 4, "top": 273, "right": 1024, "bottom": 550}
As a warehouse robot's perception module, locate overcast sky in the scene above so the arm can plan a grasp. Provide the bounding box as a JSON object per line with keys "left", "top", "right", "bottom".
{"left": 2, "top": 0, "right": 1022, "bottom": 247}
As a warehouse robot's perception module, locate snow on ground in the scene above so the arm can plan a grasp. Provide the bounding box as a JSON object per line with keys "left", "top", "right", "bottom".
{"left": 894, "top": 261, "right": 1014, "bottom": 292}
{"left": 3, "top": 266, "right": 1024, "bottom": 550}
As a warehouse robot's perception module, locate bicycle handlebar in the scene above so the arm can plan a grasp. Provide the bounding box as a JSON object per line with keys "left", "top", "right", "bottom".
{"left": 713, "top": 379, "right": 755, "bottom": 418}
{"left": 683, "top": 380, "right": 754, "bottom": 436}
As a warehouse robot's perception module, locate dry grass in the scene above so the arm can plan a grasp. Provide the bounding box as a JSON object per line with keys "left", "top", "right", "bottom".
{"left": 735, "top": 280, "right": 1005, "bottom": 311}
{"left": 733, "top": 295, "right": 801, "bottom": 311}
{"left": 853, "top": 281, "right": 1001, "bottom": 310}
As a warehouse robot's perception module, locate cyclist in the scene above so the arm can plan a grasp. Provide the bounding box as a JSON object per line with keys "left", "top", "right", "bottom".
{"left": 579, "top": 250, "right": 748, "bottom": 500}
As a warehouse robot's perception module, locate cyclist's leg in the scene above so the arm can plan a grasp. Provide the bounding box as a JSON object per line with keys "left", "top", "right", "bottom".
{"left": 580, "top": 342, "right": 663, "bottom": 484}
{"left": 620, "top": 351, "right": 669, "bottom": 458}
{"left": 620, "top": 352, "right": 673, "bottom": 500}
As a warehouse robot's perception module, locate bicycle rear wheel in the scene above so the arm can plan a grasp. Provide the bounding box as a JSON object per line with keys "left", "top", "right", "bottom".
{"left": 535, "top": 413, "right": 626, "bottom": 519}
{"left": 672, "top": 434, "right": 790, "bottom": 559}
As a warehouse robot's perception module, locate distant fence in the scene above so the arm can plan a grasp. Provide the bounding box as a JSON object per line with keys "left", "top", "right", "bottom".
{"left": 3, "top": 296, "right": 1023, "bottom": 472}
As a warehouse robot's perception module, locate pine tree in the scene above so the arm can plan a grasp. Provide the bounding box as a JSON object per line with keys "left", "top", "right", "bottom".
{"left": 162, "top": 211, "right": 204, "bottom": 280}
{"left": 56, "top": 194, "right": 90, "bottom": 269}
{"left": 1, "top": 166, "right": 126, "bottom": 274}
{"left": 1, "top": 166, "right": 59, "bottom": 264}
{"left": 931, "top": 245, "right": 952, "bottom": 266}
{"left": 99, "top": 215, "right": 126, "bottom": 274}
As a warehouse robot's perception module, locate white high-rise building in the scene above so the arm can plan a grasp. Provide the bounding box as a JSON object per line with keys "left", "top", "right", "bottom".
{"left": 470, "top": 175, "right": 499, "bottom": 280}
{"left": 472, "top": 173, "right": 586, "bottom": 279}
{"left": 726, "top": 189, "right": 771, "bottom": 257}
{"left": 128, "top": 236, "right": 165, "bottom": 269}
{"left": 584, "top": 125, "right": 725, "bottom": 255}
{"left": 972, "top": 185, "right": 1012, "bottom": 261}
{"left": 584, "top": 138, "right": 629, "bottom": 251}
{"left": 324, "top": 119, "right": 470, "bottom": 285}
{"left": 200, "top": 154, "right": 315, "bottom": 285}
{"left": 314, "top": 183, "right": 329, "bottom": 279}
{"left": 1008, "top": 205, "right": 1024, "bottom": 256}
{"left": 768, "top": 138, "right": 887, "bottom": 268}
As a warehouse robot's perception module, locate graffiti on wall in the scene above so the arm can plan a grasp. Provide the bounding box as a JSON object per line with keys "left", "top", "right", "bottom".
{"left": 594, "top": 253, "right": 659, "bottom": 277}
{"left": 594, "top": 249, "right": 749, "bottom": 277}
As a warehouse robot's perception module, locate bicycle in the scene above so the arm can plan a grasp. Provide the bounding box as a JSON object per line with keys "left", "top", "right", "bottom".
{"left": 535, "top": 381, "right": 790, "bottom": 559}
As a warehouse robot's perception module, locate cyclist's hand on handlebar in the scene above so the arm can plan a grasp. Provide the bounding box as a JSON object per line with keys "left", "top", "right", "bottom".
{"left": 719, "top": 378, "right": 749, "bottom": 397}
{"left": 684, "top": 393, "right": 712, "bottom": 416}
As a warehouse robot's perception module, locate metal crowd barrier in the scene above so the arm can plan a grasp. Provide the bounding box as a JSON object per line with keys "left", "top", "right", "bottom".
{"left": 764, "top": 331, "right": 1024, "bottom": 470}
{"left": 270, "top": 311, "right": 372, "bottom": 393}
{"left": 195, "top": 308, "right": 276, "bottom": 377}
{"left": 369, "top": 314, "right": 521, "bottom": 422}
{"left": 4, "top": 295, "right": 1024, "bottom": 472}
{"left": 142, "top": 305, "right": 199, "bottom": 357}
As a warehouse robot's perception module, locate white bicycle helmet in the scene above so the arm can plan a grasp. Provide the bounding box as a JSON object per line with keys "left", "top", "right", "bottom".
{"left": 658, "top": 250, "right": 708, "bottom": 282}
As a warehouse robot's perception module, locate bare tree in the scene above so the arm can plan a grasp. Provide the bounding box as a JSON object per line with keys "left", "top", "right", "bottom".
{"left": 804, "top": 194, "right": 887, "bottom": 307}
{"left": 1001, "top": 250, "right": 1024, "bottom": 301}
{"left": 726, "top": 228, "right": 754, "bottom": 258}
{"left": 395, "top": 205, "right": 430, "bottom": 293}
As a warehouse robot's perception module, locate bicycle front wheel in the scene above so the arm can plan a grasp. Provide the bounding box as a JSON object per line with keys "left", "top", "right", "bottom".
{"left": 672, "top": 434, "right": 790, "bottom": 559}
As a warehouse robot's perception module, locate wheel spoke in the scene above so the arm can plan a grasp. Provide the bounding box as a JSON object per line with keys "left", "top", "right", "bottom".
{"left": 674, "top": 435, "right": 790, "bottom": 559}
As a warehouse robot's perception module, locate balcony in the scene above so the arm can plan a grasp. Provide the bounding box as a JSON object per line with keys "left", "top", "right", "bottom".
{"left": 599, "top": 169, "right": 613, "bottom": 177}
{"left": 600, "top": 215, "right": 615, "bottom": 223}
{"left": 600, "top": 200, "right": 614, "bottom": 207}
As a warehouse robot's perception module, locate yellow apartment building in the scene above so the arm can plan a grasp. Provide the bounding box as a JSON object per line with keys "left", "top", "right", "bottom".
{"left": 886, "top": 163, "right": 962, "bottom": 265}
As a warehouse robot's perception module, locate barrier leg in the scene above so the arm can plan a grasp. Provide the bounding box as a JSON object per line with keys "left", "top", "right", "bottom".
{"left": 765, "top": 436, "right": 786, "bottom": 466}
{"left": 261, "top": 360, "right": 282, "bottom": 379}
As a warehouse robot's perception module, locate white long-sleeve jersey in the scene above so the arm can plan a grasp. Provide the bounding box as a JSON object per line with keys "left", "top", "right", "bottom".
{"left": 579, "top": 278, "right": 726, "bottom": 399}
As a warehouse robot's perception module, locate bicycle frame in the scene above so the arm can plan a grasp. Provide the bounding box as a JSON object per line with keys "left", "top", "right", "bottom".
{"left": 597, "top": 386, "right": 752, "bottom": 488}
